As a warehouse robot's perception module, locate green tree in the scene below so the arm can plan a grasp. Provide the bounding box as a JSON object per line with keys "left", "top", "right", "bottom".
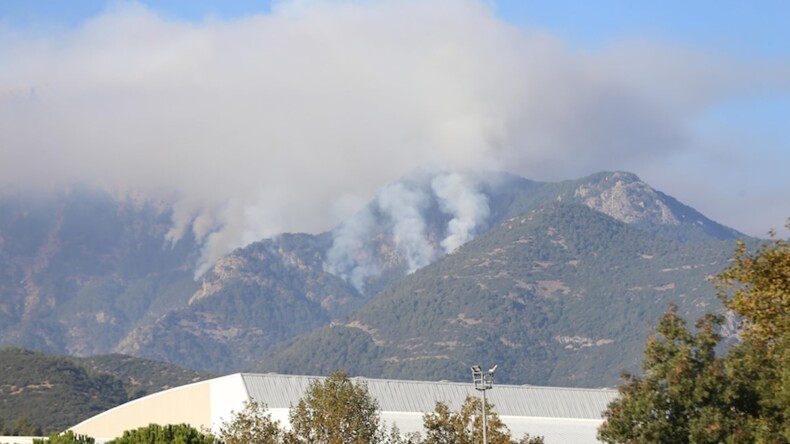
{"left": 218, "top": 400, "right": 285, "bottom": 444}
{"left": 106, "top": 423, "right": 215, "bottom": 444}
{"left": 714, "top": 224, "right": 790, "bottom": 441}
{"left": 599, "top": 223, "right": 790, "bottom": 443}
{"left": 288, "top": 371, "right": 381, "bottom": 444}
{"left": 7, "top": 416, "right": 43, "bottom": 436}
{"left": 716, "top": 226, "right": 790, "bottom": 345}
{"left": 423, "top": 395, "right": 543, "bottom": 444}
{"left": 597, "top": 307, "right": 738, "bottom": 443}
{"left": 33, "top": 431, "right": 95, "bottom": 443}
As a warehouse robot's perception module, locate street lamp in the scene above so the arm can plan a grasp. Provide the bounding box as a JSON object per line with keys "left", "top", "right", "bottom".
{"left": 471, "top": 364, "right": 497, "bottom": 444}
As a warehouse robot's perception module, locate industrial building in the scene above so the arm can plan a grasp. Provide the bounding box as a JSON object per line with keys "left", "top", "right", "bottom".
{"left": 70, "top": 373, "right": 618, "bottom": 444}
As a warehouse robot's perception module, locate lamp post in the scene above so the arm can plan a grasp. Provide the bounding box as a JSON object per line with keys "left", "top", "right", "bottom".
{"left": 471, "top": 364, "right": 497, "bottom": 444}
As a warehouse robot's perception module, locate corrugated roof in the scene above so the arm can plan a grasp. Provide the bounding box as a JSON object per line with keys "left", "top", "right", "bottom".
{"left": 240, "top": 373, "right": 617, "bottom": 420}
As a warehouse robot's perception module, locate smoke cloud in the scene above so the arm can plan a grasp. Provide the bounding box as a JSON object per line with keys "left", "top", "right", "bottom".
{"left": 323, "top": 170, "right": 494, "bottom": 291}
{"left": 431, "top": 172, "right": 490, "bottom": 253}
{"left": 1, "top": 0, "right": 788, "bottom": 274}
{"left": 324, "top": 205, "right": 380, "bottom": 293}
{"left": 377, "top": 182, "right": 436, "bottom": 272}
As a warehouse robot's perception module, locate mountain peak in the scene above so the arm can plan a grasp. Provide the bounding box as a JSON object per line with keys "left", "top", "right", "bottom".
{"left": 573, "top": 171, "right": 680, "bottom": 226}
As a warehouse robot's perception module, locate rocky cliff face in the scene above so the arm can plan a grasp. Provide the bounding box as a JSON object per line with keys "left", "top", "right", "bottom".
{"left": 573, "top": 171, "right": 680, "bottom": 225}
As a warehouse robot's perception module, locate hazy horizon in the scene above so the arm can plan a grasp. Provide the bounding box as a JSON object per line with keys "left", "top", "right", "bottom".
{"left": 2, "top": 0, "right": 789, "bottom": 272}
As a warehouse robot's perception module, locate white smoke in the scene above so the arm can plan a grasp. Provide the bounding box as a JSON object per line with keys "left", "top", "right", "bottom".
{"left": 324, "top": 171, "right": 494, "bottom": 290}
{"left": 325, "top": 180, "right": 436, "bottom": 293}
{"left": 1, "top": 0, "right": 788, "bottom": 275}
{"left": 324, "top": 204, "right": 382, "bottom": 293}
{"left": 432, "top": 172, "right": 490, "bottom": 253}
{"left": 377, "top": 182, "right": 436, "bottom": 272}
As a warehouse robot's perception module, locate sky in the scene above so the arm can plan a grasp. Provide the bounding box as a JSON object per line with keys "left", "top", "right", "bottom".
{"left": 1, "top": 0, "right": 789, "bottom": 272}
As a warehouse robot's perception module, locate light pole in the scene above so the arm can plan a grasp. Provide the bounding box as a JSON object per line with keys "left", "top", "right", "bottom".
{"left": 471, "top": 364, "right": 497, "bottom": 444}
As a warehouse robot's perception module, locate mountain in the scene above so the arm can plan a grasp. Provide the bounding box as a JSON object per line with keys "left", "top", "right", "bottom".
{"left": 0, "top": 171, "right": 752, "bottom": 385}
{"left": 503, "top": 171, "right": 742, "bottom": 242}
{"left": 0, "top": 347, "right": 211, "bottom": 434}
{"left": 0, "top": 186, "right": 200, "bottom": 356}
{"left": 256, "top": 201, "right": 739, "bottom": 387}
{"left": 114, "top": 233, "right": 364, "bottom": 373}
{"left": 27, "top": 170, "right": 540, "bottom": 373}
{"left": 78, "top": 353, "right": 213, "bottom": 399}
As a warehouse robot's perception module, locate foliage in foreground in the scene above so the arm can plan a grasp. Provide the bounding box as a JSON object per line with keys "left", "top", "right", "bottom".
{"left": 423, "top": 396, "right": 544, "bottom": 444}
{"left": 217, "top": 400, "right": 285, "bottom": 444}
{"left": 289, "top": 371, "right": 382, "bottom": 444}
{"left": 598, "top": 223, "right": 790, "bottom": 443}
{"left": 105, "top": 424, "right": 215, "bottom": 444}
{"left": 215, "top": 371, "right": 543, "bottom": 444}
{"left": 33, "top": 431, "right": 95, "bottom": 443}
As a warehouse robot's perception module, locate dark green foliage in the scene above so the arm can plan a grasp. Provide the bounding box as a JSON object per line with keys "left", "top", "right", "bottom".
{"left": 106, "top": 424, "right": 215, "bottom": 444}
{"left": 0, "top": 347, "right": 211, "bottom": 434}
{"left": 599, "top": 226, "right": 790, "bottom": 443}
{"left": 597, "top": 309, "right": 789, "bottom": 443}
{"left": 260, "top": 203, "right": 742, "bottom": 387}
{"left": 0, "top": 347, "right": 128, "bottom": 434}
{"left": 34, "top": 431, "right": 95, "bottom": 443}
{"left": 3, "top": 415, "right": 43, "bottom": 436}
{"left": 597, "top": 308, "right": 734, "bottom": 443}
{"left": 80, "top": 354, "right": 212, "bottom": 399}
{"left": 257, "top": 327, "right": 388, "bottom": 378}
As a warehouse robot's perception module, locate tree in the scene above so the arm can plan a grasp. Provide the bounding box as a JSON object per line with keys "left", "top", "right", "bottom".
{"left": 7, "top": 416, "right": 43, "bottom": 436}
{"left": 714, "top": 224, "right": 790, "bottom": 441}
{"left": 106, "top": 424, "right": 215, "bottom": 444}
{"left": 423, "top": 395, "right": 543, "bottom": 444}
{"left": 599, "top": 224, "right": 790, "bottom": 443}
{"left": 288, "top": 371, "right": 382, "bottom": 444}
{"left": 716, "top": 226, "right": 790, "bottom": 345}
{"left": 218, "top": 400, "right": 286, "bottom": 444}
{"left": 597, "top": 307, "right": 738, "bottom": 443}
{"left": 376, "top": 424, "right": 423, "bottom": 444}
{"left": 33, "top": 431, "right": 95, "bottom": 444}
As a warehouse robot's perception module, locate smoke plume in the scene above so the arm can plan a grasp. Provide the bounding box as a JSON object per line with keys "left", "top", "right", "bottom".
{"left": 323, "top": 170, "right": 493, "bottom": 291}
{"left": 324, "top": 205, "right": 381, "bottom": 293}
{"left": 1, "top": 0, "right": 787, "bottom": 274}
{"left": 431, "top": 172, "right": 490, "bottom": 253}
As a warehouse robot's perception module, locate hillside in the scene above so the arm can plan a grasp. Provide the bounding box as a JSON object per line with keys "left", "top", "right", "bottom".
{"left": 0, "top": 171, "right": 752, "bottom": 381}
{"left": 0, "top": 187, "right": 200, "bottom": 356}
{"left": 257, "top": 203, "right": 741, "bottom": 387}
{"left": 114, "top": 233, "right": 364, "bottom": 373}
{"left": 79, "top": 353, "right": 212, "bottom": 399}
{"left": 0, "top": 347, "right": 211, "bottom": 434}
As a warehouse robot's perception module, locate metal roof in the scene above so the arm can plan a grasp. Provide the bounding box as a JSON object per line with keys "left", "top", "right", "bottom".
{"left": 240, "top": 373, "right": 617, "bottom": 420}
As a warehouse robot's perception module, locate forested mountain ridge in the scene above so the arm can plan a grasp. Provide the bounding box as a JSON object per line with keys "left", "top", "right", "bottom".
{"left": 256, "top": 202, "right": 741, "bottom": 387}
{"left": 0, "top": 171, "right": 751, "bottom": 383}
{"left": 113, "top": 233, "right": 364, "bottom": 373}
{"left": 0, "top": 347, "right": 211, "bottom": 434}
